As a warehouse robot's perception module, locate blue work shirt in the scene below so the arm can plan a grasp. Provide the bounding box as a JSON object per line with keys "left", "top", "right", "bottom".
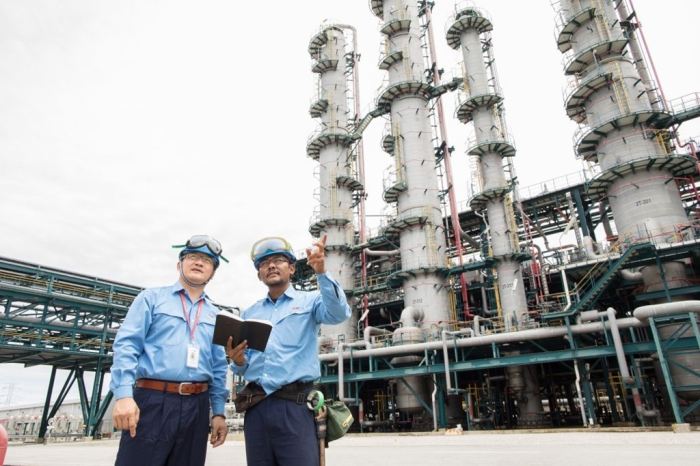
{"left": 231, "top": 272, "right": 351, "bottom": 394}
{"left": 110, "top": 282, "right": 229, "bottom": 415}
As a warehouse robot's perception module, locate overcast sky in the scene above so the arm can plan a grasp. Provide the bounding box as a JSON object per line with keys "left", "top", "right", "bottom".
{"left": 1, "top": 0, "right": 698, "bottom": 407}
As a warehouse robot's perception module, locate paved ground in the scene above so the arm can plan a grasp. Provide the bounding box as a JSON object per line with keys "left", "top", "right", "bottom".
{"left": 4, "top": 429, "right": 700, "bottom": 466}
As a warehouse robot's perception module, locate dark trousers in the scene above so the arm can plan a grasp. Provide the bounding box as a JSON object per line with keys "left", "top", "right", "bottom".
{"left": 244, "top": 396, "right": 319, "bottom": 466}
{"left": 115, "top": 387, "right": 211, "bottom": 466}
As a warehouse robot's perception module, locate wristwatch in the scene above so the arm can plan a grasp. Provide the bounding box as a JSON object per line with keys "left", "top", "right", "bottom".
{"left": 212, "top": 414, "right": 226, "bottom": 420}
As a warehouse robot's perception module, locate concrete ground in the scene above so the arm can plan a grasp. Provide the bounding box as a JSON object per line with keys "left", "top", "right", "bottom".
{"left": 4, "top": 429, "right": 700, "bottom": 466}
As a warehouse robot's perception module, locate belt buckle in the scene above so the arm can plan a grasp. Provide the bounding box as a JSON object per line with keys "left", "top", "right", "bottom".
{"left": 296, "top": 393, "right": 305, "bottom": 404}
{"left": 178, "top": 382, "right": 194, "bottom": 395}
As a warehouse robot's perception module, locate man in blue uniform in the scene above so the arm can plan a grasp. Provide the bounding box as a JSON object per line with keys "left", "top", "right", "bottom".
{"left": 110, "top": 235, "right": 230, "bottom": 466}
{"left": 227, "top": 234, "right": 351, "bottom": 466}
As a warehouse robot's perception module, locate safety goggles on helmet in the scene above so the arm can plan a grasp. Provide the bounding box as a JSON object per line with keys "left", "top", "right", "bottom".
{"left": 173, "top": 235, "right": 229, "bottom": 265}
{"left": 250, "top": 236, "right": 296, "bottom": 269}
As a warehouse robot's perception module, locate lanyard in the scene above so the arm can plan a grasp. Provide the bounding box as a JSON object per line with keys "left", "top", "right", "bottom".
{"left": 180, "top": 291, "right": 203, "bottom": 343}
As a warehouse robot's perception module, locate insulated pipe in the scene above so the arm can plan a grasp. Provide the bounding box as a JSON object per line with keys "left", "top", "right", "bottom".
{"left": 582, "top": 236, "right": 605, "bottom": 260}
{"left": 561, "top": 269, "right": 572, "bottom": 314}
{"left": 337, "top": 341, "right": 365, "bottom": 403}
{"left": 634, "top": 301, "right": 700, "bottom": 323}
{"left": 364, "top": 326, "right": 392, "bottom": 347}
{"left": 580, "top": 309, "right": 633, "bottom": 386}
{"left": 620, "top": 268, "right": 644, "bottom": 283}
{"left": 365, "top": 249, "right": 401, "bottom": 257}
{"left": 400, "top": 306, "right": 424, "bottom": 328}
{"left": 359, "top": 307, "right": 370, "bottom": 324}
{"left": 573, "top": 360, "right": 588, "bottom": 427}
{"left": 566, "top": 191, "right": 583, "bottom": 248}
{"left": 10, "top": 315, "right": 117, "bottom": 335}
{"left": 319, "top": 317, "right": 644, "bottom": 361}
{"left": 432, "top": 373, "right": 439, "bottom": 432}
{"left": 442, "top": 328, "right": 475, "bottom": 393}
{"left": 456, "top": 222, "right": 481, "bottom": 250}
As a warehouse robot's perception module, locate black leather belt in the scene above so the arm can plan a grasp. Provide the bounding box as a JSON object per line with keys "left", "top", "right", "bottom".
{"left": 269, "top": 381, "right": 314, "bottom": 404}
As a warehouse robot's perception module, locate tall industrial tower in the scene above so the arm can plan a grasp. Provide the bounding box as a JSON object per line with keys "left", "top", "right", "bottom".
{"left": 445, "top": 1, "right": 544, "bottom": 426}
{"left": 553, "top": 0, "right": 700, "bottom": 400}
{"left": 371, "top": 0, "right": 453, "bottom": 329}
{"left": 307, "top": 23, "right": 362, "bottom": 344}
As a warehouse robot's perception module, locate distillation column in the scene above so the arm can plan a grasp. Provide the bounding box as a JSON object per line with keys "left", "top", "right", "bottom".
{"left": 307, "top": 24, "right": 361, "bottom": 343}
{"left": 445, "top": 4, "right": 530, "bottom": 331}
{"left": 553, "top": 0, "right": 699, "bottom": 402}
{"left": 446, "top": 2, "right": 544, "bottom": 427}
{"left": 371, "top": 0, "right": 454, "bottom": 417}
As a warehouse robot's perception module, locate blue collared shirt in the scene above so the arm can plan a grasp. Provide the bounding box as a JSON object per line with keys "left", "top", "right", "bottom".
{"left": 231, "top": 272, "right": 351, "bottom": 394}
{"left": 110, "top": 282, "right": 229, "bottom": 415}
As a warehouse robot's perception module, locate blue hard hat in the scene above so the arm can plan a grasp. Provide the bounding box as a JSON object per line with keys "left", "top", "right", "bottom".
{"left": 250, "top": 236, "right": 296, "bottom": 270}
{"left": 174, "top": 235, "right": 228, "bottom": 269}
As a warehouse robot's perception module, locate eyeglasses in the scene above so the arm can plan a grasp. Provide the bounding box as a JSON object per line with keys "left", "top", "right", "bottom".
{"left": 183, "top": 252, "right": 215, "bottom": 266}
{"left": 257, "top": 256, "right": 290, "bottom": 269}
{"left": 250, "top": 237, "right": 293, "bottom": 262}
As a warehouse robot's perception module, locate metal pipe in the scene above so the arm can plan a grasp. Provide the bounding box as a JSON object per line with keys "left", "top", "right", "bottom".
{"left": 582, "top": 236, "right": 605, "bottom": 260}
{"left": 319, "top": 317, "right": 644, "bottom": 362}
{"left": 522, "top": 242, "right": 549, "bottom": 296}
{"left": 561, "top": 269, "right": 572, "bottom": 314}
{"left": 432, "top": 373, "right": 439, "bottom": 432}
{"left": 442, "top": 328, "right": 475, "bottom": 393}
{"left": 9, "top": 315, "right": 117, "bottom": 334}
{"left": 364, "top": 326, "right": 391, "bottom": 347}
{"left": 573, "top": 360, "right": 588, "bottom": 427}
{"left": 516, "top": 203, "right": 550, "bottom": 250}
{"left": 399, "top": 306, "right": 424, "bottom": 328}
{"left": 365, "top": 249, "right": 400, "bottom": 257}
{"left": 599, "top": 201, "right": 613, "bottom": 238}
{"left": 580, "top": 309, "right": 633, "bottom": 387}
{"left": 633, "top": 358, "right": 662, "bottom": 422}
{"left": 634, "top": 301, "right": 700, "bottom": 322}
{"left": 337, "top": 341, "right": 364, "bottom": 403}
{"left": 455, "top": 222, "right": 481, "bottom": 250}
{"left": 619, "top": 268, "right": 644, "bottom": 283}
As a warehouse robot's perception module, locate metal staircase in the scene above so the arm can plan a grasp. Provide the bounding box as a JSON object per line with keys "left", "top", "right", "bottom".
{"left": 543, "top": 242, "right": 654, "bottom": 321}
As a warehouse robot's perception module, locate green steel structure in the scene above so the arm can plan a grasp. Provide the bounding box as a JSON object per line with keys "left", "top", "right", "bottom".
{"left": 0, "top": 256, "right": 141, "bottom": 440}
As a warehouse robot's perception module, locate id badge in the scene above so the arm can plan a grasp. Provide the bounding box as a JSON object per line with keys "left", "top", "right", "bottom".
{"left": 187, "top": 344, "right": 200, "bottom": 368}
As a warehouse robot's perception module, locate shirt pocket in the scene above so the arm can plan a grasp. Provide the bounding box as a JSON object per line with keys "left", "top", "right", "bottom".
{"left": 151, "top": 303, "right": 187, "bottom": 346}
{"left": 274, "top": 308, "right": 313, "bottom": 350}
